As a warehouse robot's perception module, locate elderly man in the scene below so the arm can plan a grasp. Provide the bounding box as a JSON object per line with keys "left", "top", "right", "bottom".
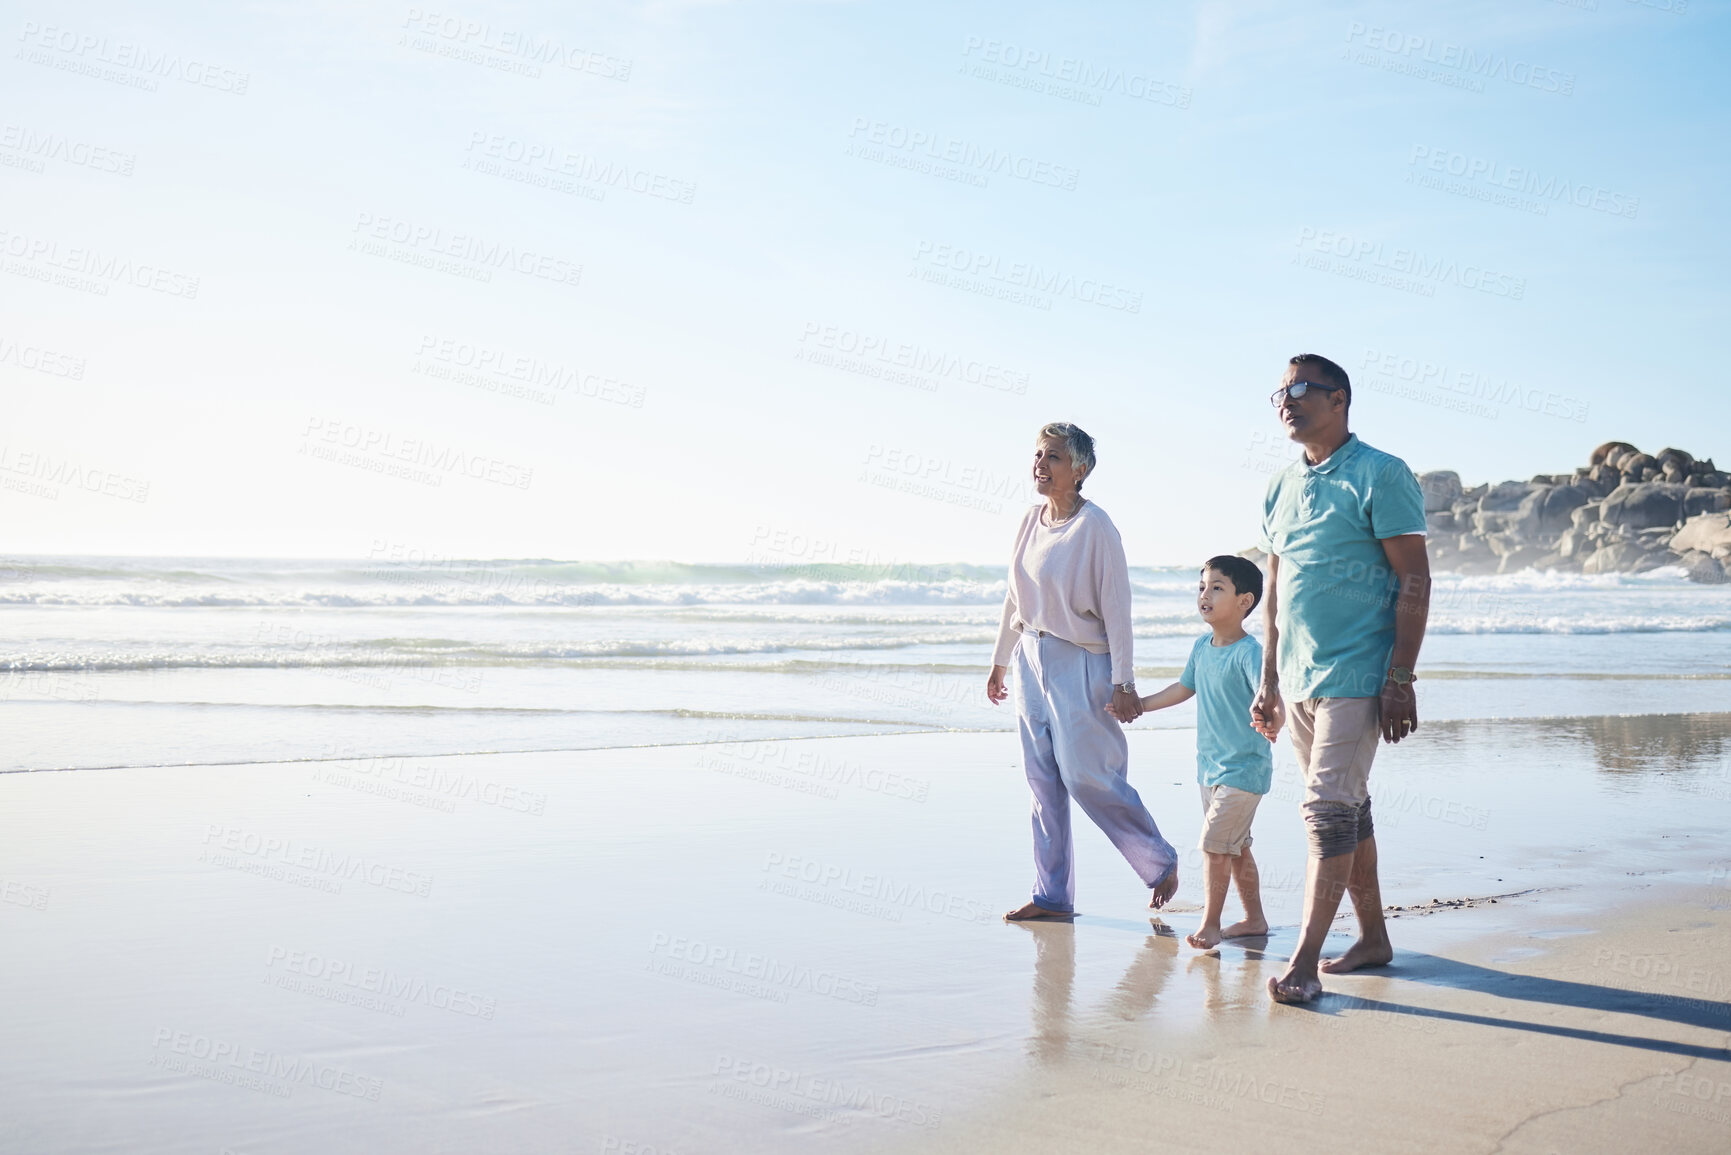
{"left": 1250, "top": 354, "right": 1431, "bottom": 1004}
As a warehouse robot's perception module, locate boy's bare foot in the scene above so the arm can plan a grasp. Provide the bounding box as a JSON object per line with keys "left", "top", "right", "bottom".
{"left": 1185, "top": 925, "right": 1222, "bottom": 950}
{"left": 1319, "top": 936, "right": 1393, "bottom": 973}
{"left": 1148, "top": 867, "right": 1179, "bottom": 910}
{"left": 1004, "top": 901, "right": 1073, "bottom": 921}
{"left": 1220, "top": 917, "right": 1269, "bottom": 939}
{"left": 1267, "top": 970, "right": 1323, "bottom": 1004}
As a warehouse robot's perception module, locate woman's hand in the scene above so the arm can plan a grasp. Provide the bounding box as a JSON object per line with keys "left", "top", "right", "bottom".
{"left": 1110, "top": 688, "right": 1142, "bottom": 724}
{"left": 986, "top": 665, "right": 1008, "bottom": 705}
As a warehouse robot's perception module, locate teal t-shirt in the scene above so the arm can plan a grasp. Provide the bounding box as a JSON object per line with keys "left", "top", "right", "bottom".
{"left": 1179, "top": 632, "right": 1273, "bottom": 794}
{"left": 1258, "top": 434, "right": 1427, "bottom": 702}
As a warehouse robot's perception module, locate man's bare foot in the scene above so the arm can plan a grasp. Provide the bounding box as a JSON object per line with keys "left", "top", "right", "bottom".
{"left": 1219, "top": 918, "right": 1269, "bottom": 939}
{"left": 1185, "top": 925, "right": 1222, "bottom": 950}
{"left": 1267, "top": 971, "right": 1323, "bottom": 1004}
{"left": 1319, "top": 937, "right": 1393, "bottom": 974}
{"left": 1004, "top": 901, "right": 1073, "bottom": 921}
{"left": 1148, "top": 867, "right": 1179, "bottom": 910}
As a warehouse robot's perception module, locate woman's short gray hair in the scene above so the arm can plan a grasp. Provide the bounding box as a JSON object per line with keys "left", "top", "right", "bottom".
{"left": 1038, "top": 422, "right": 1096, "bottom": 487}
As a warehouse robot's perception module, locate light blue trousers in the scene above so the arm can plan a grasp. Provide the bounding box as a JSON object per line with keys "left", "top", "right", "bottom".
{"left": 1015, "top": 633, "right": 1177, "bottom": 913}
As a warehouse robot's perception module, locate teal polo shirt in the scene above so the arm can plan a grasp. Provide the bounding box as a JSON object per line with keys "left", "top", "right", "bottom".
{"left": 1259, "top": 434, "right": 1426, "bottom": 702}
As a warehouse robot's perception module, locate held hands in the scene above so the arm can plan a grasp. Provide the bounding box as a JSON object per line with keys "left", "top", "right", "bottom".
{"left": 1105, "top": 689, "right": 1143, "bottom": 724}
{"left": 1250, "top": 682, "right": 1284, "bottom": 742}
{"left": 1380, "top": 678, "right": 1418, "bottom": 743}
{"left": 985, "top": 665, "right": 1008, "bottom": 705}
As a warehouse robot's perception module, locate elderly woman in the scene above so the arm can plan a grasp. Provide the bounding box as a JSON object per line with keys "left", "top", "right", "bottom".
{"left": 987, "top": 423, "right": 1179, "bottom": 920}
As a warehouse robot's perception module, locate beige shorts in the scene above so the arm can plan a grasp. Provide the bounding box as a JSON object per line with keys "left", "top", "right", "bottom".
{"left": 1197, "top": 783, "right": 1261, "bottom": 856}
{"left": 1289, "top": 697, "right": 1381, "bottom": 808}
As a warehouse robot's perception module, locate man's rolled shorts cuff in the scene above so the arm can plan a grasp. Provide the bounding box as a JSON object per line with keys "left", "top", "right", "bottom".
{"left": 1303, "top": 797, "right": 1374, "bottom": 859}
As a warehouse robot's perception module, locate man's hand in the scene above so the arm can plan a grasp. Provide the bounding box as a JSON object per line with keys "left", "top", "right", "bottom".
{"left": 1109, "top": 688, "right": 1142, "bottom": 724}
{"left": 986, "top": 665, "right": 1008, "bottom": 705}
{"left": 1380, "top": 678, "right": 1418, "bottom": 743}
{"left": 1250, "top": 683, "right": 1285, "bottom": 741}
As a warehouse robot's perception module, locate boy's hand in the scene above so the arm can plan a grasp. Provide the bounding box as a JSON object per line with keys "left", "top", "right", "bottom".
{"left": 1250, "top": 683, "right": 1284, "bottom": 741}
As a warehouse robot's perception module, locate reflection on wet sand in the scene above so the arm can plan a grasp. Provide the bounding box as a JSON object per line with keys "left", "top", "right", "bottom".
{"left": 1428, "top": 712, "right": 1731, "bottom": 774}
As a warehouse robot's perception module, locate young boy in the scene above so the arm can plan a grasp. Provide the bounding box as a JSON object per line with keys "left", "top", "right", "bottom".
{"left": 1112, "top": 555, "right": 1273, "bottom": 949}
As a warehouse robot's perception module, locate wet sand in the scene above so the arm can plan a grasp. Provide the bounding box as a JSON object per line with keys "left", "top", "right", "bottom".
{"left": 1, "top": 716, "right": 1728, "bottom": 1153}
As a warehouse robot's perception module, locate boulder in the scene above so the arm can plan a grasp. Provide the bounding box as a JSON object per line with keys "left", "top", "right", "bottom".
{"left": 1426, "top": 509, "right": 1457, "bottom": 533}
{"left": 1556, "top": 527, "right": 1590, "bottom": 558}
{"left": 1418, "top": 470, "right": 1462, "bottom": 513}
{"left": 1570, "top": 504, "right": 1601, "bottom": 530}
{"left": 1656, "top": 447, "right": 1695, "bottom": 472}
{"left": 1684, "top": 488, "right": 1731, "bottom": 518}
{"left": 1584, "top": 463, "right": 1622, "bottom": 496}
{"left": 1591, "top": 441, "right": 1639, "bottom": 467}
{"left": 1477, "top": 481, "right": 1536, "bottom": 512}
{"left": 1677, "top": 551, "right": 1728, "bottom": 584}
{"left": 1670, "top": 512, "right": 1731, "bottom": 558}
{"left": 1530, "top": 484, "right": 1593, "bottom": 534}
{"left": 1619, "top": 451, "right": 1657, "bottom": 475}
{"left": 1600, "top": 482, "right": 1687, "bottom": 530}
{"left": 1497, "top": 544, "right": 1550, "bottom": 573}
{"left": 1582, "top": 540, "right": 1666, "bottom": 575}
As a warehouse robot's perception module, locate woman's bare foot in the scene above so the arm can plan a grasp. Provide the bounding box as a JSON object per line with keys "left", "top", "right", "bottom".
{"left": 1004, "top": 901, "right": 1073, "bottom": 921}
{"left": 1185, "top": 925, "right": 1222, "bottom": 949}
{"left": 1148, "top": 867, "right": 1179, "bottom": 910}
{"left": 1219, "top": 917, "right": 1269, "bottom": 939}
{"left": 1267, "top": 970, "right": 1323, "bottom": 1004}
{"left": 1318, "top": 936, "right": 1393, "bottom": 973}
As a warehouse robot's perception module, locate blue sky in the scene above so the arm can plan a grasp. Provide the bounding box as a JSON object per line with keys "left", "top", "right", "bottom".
{"left": 2, "top": 0, "right": 1725, "bottom": 565}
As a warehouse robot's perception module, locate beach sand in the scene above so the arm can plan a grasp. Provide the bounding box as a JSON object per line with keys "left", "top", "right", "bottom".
{"left": 2, "top": 718, "right": 1728, "bottom": 1153}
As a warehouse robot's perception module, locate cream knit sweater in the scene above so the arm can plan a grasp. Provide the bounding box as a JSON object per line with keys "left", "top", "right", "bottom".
{"left": 991, "top": 500, "right": 1136, "bottom": 685}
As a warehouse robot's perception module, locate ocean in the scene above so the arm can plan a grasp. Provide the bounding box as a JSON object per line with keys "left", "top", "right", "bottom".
{"left": 3, "top": 556, "right": 1729, "bottom": 775}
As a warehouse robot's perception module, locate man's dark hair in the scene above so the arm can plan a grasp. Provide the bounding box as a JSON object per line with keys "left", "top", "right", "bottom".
{"left": 1203, "top": 555, "right": 1264, "bottom": 614}
{"left": 1289, "top": 352, "right": 1351, "bottom": 411}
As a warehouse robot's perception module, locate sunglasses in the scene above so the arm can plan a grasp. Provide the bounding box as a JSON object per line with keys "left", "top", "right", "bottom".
{"left": 1270, "top": 381, "right": 1345, "bottom": 408}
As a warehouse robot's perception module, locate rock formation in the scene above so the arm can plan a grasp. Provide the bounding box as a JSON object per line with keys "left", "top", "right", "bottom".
{"left": 1420, "top": 443, "right": 1731, "bottom": 581}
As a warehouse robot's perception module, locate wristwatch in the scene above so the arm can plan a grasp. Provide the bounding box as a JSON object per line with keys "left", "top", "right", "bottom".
{"left": 1386, "top": 666, "right": 1416, "bottom": 685}
{"left": 1114, "top": 681, "right": 1137, "bottom": 694}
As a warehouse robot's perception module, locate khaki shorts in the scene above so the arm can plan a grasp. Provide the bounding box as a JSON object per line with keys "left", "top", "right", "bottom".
{"left": 1289, "top": 697, "right": 1381, "bottom": 808}
{"left": 1197, "top": 783, "right": 1261, "bottom": 856}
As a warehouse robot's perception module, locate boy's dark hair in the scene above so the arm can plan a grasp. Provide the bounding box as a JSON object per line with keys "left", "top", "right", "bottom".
{"left": 1289, "top": 352, "right": 1351, "bottom": 411}
{"left": 1203, "top": 555, "right": 1264, "bottom": 614}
